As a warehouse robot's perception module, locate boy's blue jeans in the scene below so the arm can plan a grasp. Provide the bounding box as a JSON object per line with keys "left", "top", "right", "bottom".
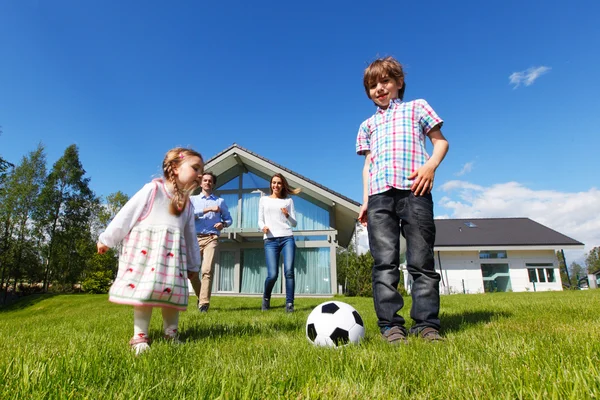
{"left": 367, "top": 189, "right": 441, "bottom": 334}
{"left": 263, "top": 235, "right": 296, "bottom": 304}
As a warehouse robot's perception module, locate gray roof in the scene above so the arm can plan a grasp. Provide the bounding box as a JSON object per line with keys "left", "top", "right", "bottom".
{"left": 435, "top": 218, "right": 584, "bottom": 248}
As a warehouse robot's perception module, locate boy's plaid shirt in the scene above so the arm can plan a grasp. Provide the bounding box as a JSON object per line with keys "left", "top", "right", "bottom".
{"left": 356, "top": 99, "right": 443, "bottom": 196}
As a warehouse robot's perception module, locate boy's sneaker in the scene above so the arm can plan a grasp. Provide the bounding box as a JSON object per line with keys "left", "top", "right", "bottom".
{"left": 129, "top": 335, "right": 151, "bottom": 355}
{"left": 199, "top": 304, "right": 209, "bottom": 313}
{"left": 381, "top": 326, "right": 408, "bottom": 345}
{"left": 285, "top": 303, "right": 294, "bottom": 313}
{"left": 261, "top": 298, "right": 270, "bottom": 311}
{"left": 415, "top": 327, "right": 444, "bottom": 342}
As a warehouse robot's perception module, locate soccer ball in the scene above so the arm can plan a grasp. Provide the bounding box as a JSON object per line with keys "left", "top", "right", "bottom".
{"left": 306, "top": 301, "right": 365, "bottom": 347}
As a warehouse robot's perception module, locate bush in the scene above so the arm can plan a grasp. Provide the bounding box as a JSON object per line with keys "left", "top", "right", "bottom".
{"left": 81, "top": 270, "right": 113, "bottom": 294}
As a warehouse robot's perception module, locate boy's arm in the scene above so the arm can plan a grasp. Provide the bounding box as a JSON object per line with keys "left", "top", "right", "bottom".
{"left": 358, "top": 151, "right": 371, "bottom": 226}
{"left": 408, "top": 126, "right": 449, "bottom": 196}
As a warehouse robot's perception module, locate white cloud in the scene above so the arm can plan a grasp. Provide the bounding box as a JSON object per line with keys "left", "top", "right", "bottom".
{"left": 509, "top": 66, "right": 551, "bottom": 88}
{"left": 455, "top": 161, "right": 474, "bottom": 177}
{"left": 438, "top": 180, "right": 600, "bottom": 264}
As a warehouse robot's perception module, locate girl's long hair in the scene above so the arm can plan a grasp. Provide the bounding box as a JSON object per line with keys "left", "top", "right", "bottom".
{"left": 270, "top": 173, "right": 301, "bottom": 199}
{"left": 163, "top": 147, "right": 204, "bottom": 215}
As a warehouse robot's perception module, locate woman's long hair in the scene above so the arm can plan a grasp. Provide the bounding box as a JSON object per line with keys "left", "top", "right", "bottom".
{"left": 270, "top": 173, "right": 301, "bottom": 199}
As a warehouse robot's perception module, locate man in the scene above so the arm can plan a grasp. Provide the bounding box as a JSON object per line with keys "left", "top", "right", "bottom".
{"left": 188, "top": 172, "right": 233, "bottom": 312}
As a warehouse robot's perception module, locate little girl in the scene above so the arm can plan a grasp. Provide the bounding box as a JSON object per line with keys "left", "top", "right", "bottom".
{"left": 97, "top": 147, "right": 204, "bottom": 355}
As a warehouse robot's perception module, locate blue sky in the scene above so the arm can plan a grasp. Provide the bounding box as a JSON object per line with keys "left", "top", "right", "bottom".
{"left": 1, "top": 1, "right": 599, "bottom": 263}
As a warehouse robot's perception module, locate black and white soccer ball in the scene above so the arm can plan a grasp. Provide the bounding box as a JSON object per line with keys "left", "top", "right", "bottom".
{"left": 306, "top": 301, "right": 365, "bottom": 347}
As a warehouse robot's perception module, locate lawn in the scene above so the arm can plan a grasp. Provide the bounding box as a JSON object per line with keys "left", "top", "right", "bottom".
{"left": 1, "top": 290, "right": 599, "bottom": 399}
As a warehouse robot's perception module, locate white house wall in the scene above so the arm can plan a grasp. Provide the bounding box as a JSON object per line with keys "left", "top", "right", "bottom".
{"left": 426, "top": 249, "right": 562, "bottom": 294}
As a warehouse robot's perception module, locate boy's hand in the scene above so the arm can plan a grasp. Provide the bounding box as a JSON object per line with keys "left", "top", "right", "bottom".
{"left": 214, "top": 222, "right": 224, "bottom": 231}
{"left": 358, "top": 204, "right": 368, "bottom": 226}
{"left": 97, "top": 242, "right": 109, "bottom": 254}
{"left": 408, "top": 162, "right": 436, "bottom": 196}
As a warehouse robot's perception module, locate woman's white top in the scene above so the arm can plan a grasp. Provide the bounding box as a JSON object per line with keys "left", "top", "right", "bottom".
{"left": 258, "top": 196, "right": 297, "bottom": 239}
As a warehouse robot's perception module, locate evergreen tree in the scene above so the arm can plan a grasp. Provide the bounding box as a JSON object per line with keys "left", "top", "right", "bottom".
{"left": 34, "top": 144, "right": 98, "bottom": 291}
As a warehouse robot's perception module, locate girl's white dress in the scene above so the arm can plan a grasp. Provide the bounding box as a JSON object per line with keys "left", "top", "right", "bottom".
{"left": 99, "top": 179, "right": 201, "bottom": 311}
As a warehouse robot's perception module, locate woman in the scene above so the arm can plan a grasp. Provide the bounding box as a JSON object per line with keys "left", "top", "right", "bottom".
{"left": 258, "top": 173, "right": 301, "bottom": 312}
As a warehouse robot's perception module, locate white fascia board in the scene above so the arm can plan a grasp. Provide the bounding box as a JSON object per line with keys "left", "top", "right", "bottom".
{"left": 217, "top": 149, "right": 360, "bottom": 212}
{"left": 435, "top": 245, "right": 585, "bottom": 251}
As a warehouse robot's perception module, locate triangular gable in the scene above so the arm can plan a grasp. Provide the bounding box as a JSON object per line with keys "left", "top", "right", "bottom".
{"left": 204, "top": 144, "right": 360, "bottom": 247}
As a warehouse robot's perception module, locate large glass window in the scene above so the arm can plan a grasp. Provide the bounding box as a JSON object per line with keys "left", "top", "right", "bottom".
{"left": 480, "top": 263, "right": 512, "bottom": 292}
{"left": 240, "top": 248, "right": 281, "bottom": 294}
{"left": 241, "top": 193, "right": 261, "bottom": 229}
{"left": 293, "top": 196, "right": 329, "bottom": 231}
{"left": 526, "top": 263, "right": 555, "bottom": 283}
{"left": 242, "top": 172, "right": 270, "bottom": 189}
{"left": 218, "top": 251, "right": 236, "bottom": 292}
{"left": 479, "top": 250, "right": 507, "bottom": 259}
{"left": 219, "top": 193, "right": 239, "bottom": 229}
{"left": 217, "top": 177, "right": 239, "bottom": 190}
{"left": 295, "top": 248, "right": 331, "bottom": 294}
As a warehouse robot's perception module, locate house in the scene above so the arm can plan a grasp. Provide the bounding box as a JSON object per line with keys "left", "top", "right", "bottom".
{"left": 194, "top": 145, "right": 585, "bottom": 297}
{"left": 404, "top": 218, "right": 585, "bottom": 294}
{"left": 195, "top": 144, "right": 360, "bottom": 297}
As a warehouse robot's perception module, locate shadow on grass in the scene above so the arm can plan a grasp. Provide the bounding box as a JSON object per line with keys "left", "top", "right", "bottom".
{"left": 180, "top": 318, "right": 303, "bottom": 342}
{"left": 441, "top": 310, "right": 512, "bottom": 334}
{"left": 207, "top": 304, "right": 314, "bottom": 312}
{"left": 0, "top": 293, "right": 57, "bottom": 313}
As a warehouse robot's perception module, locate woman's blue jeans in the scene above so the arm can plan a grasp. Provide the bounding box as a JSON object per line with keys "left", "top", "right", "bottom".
{"left": 263, "top": 235, "right": 296, "bottom": 304}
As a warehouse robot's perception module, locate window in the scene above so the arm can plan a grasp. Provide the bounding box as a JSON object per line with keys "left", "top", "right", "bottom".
{"left": 526, "top": 263, "right": 555, "bottom": 283}
{"left": 217, "top": 177, "right": 239, "bottom": 190}
{"left": 479, "top": 250, "right": 507, "bottom": 259}
{"left": 242, "top": 172, "right": 270, "bottom": 189}
{"left": 480, "top": 263, "right": 512, "bottom": 292}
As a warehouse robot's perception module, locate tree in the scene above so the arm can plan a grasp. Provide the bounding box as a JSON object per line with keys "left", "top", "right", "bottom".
{"left": 557, "top": 251, "right": 573, "bottom": 288}
{"left": 584, "top": 247, "right": 600, "bottom": 274}
{"left": 569, "top": 262, "right": 587, "bottom": 287}
{"left": 0, "top": 145, "right": 47, "bottom": 301}
{"left": 34, "top": 144, "right": 98, "bottom": 291}
{"left": 0, "top": 126, "right": 15, "bottom": 183}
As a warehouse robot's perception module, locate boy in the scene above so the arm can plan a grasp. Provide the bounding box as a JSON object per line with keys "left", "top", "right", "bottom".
{"left": 356, "top": 56, "right": 449, "bottom": 344}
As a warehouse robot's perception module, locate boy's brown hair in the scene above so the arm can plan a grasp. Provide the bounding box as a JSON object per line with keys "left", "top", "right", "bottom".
{"left": 363, "top": 56, "right": 405, "bottom": 101}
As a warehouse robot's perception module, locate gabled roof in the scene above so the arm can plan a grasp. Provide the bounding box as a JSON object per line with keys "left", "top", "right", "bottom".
{"left": 434, "top": 218, "right": 584, "bottom": 250}
{"left": 204, "top": 144, "right": 360, "bottom": 247}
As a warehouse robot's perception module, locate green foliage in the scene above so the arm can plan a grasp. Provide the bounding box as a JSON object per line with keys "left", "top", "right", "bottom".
{"left": 0, "top": 145, "right": 47, "bottom": 299}
{"left": 570, "top": 261, "right": 587, "bottom": 284}
{"left": 0, "top": 292, "right": 599, "bottom": 398}
{"left": 33, "top": 144, "right": 99, "bottom": 291}
{"left": 585, "top": 246, "right": 600, "bottom": 273}
{"left": 81, "top": 251, "right": 118, "bottom": 294}
{"left": 81, "top": 270, "right": 113, "bottom": 294}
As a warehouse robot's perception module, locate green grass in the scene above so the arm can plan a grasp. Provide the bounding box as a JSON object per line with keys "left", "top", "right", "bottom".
{"left": 1, "top": 291, "right": 599, "bottom": 399}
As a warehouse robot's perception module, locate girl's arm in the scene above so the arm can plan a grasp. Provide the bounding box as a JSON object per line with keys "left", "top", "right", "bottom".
{"left": 98, "top": 183, "right": 155, "bottom": 248}
{"left": 184, "top": 204, "right": 201, "bottom": 273}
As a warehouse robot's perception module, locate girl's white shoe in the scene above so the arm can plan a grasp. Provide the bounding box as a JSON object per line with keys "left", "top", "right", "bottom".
{"left": 129, "top": 335, "right": 151, "bottom": 355}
